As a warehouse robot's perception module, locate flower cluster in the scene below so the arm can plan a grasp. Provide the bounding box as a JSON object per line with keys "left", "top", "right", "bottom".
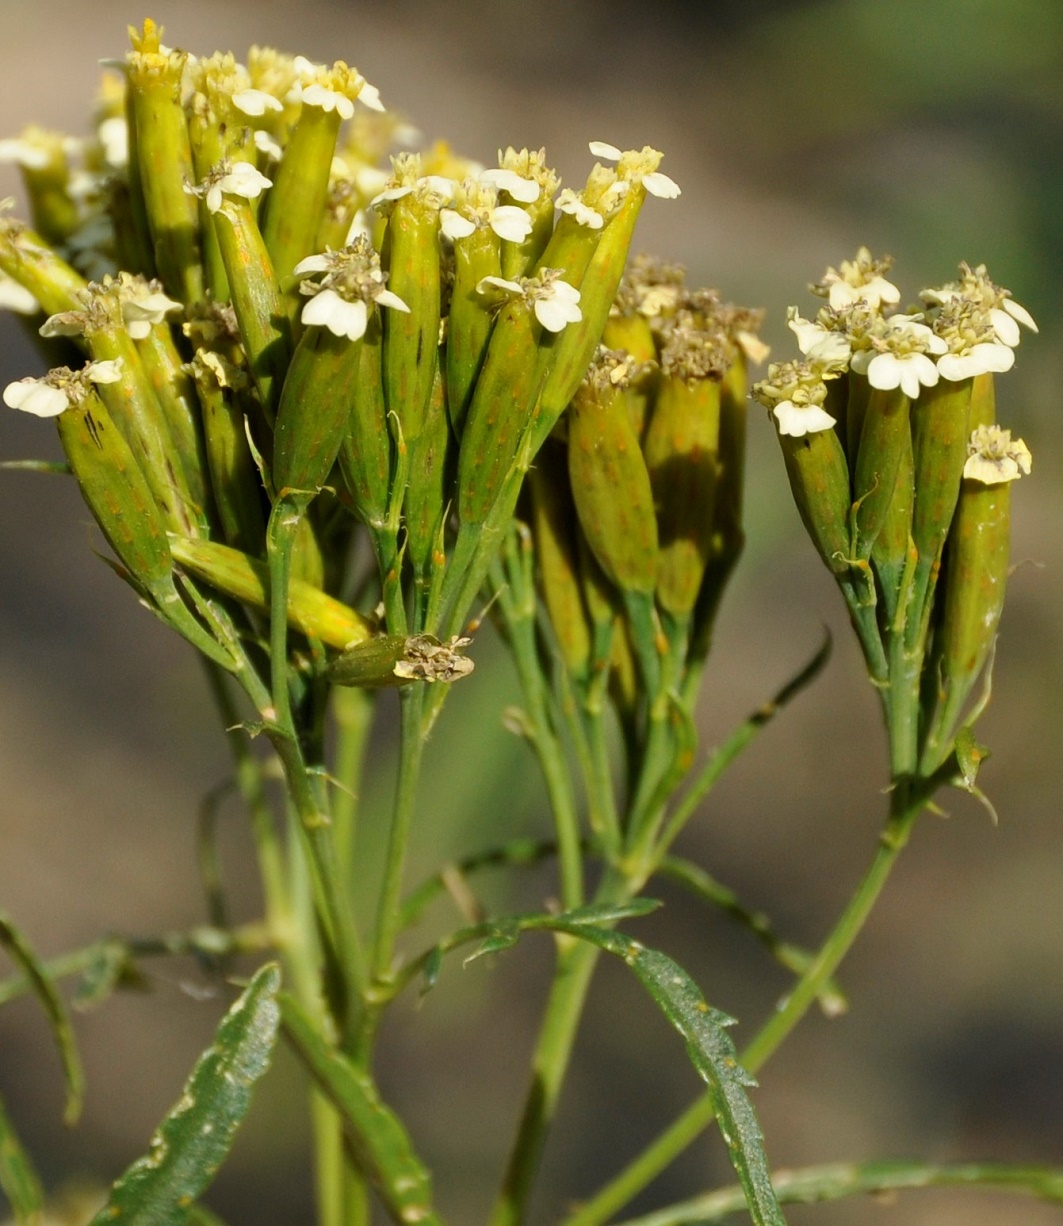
{"left": 0, "top": 19, "right": 686, "bottom": 687}
{"left": 755, "top": 250, "right": 1034, "bottom": 779}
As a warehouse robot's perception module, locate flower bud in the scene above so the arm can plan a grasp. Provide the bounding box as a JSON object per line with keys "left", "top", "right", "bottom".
{"left": 169, "top": 536, "right": 372, "bottom": 650}
{"left": 567, "top": 351, "right": 658, "bottom": 597}
{"left": 328, "top": 633, "right": 473, "bottom": 688}
{"left": 336, "top": 311, "right": 391, "bottom": 530}
{"left": 643, "top": 327, "right": 725, "bottom": 618}
{"left": 126, "top": 20, "right": 204, "bottom": 303}
{"left": 922, "top": 424, "right": 1030, "bottom": 766}
{"left": 527, "top": 441, "right": 592, "bottom": 680}
{"left": 377, "top": 164, "right": 446, "bottom": 444}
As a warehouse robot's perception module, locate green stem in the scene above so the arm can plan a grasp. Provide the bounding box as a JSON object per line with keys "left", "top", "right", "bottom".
{"left": 488, "top": 935, "right": 601, "bottom": 1226}
{"left": 200, "top": 659, "right": 289, "bottom": 943}
{"left": 369, "top": 684, "right": 426, "bottom": 988}
{"left": 562, "top": 785, "right": 927, "bottom": 1226}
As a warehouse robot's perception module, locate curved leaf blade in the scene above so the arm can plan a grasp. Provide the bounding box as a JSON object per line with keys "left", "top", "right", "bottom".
{"left": 278, "top": 991, "right": 444, "bottom": 1226}
{"left": 88, "top": 963, "right": 281, "bottom": 1226}
{"left": 0, "top": 911, "right": 84, "bottom": 1125}
{"left": 540, "top": 919, "right": 787, "bottom": 1226}
{"left": 0, "top": 1091, "right": 44, "bottom": 1226}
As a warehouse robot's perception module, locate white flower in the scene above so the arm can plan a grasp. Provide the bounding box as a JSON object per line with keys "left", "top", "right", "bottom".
{"left": 556, "top": 188, "right": 604, "bottom": 230}
{"left": 922, "top": 263, "right": 1037, "bottom": 348}
{"left": 476, "top": 272, "right": 582, "bottom": 332}
{"left": 937, "top": 343, "right": 1015, "bottom": 381}
{"left": 533, "top": 277, "right": 581, "bottom": 331}
{"left": 253, "top": 129, "right": 283, "bottom": 161}
{"left": 302, "top": 288, "right": 368, "bottom": 339}
{"left": 297, "top": 82, "right": 355, "bottom": 121}
{"left": 292, "top": 253, "right": 333, "bottom": 276}
{"left": 962, "top": 424, "right": 1032, "bottom": 484}
{"left": 3, "top": 359, "right": 121, "bottom": 417}
{"left": 787, "top": 308, "right": 851, "bottom": 364}
{"left": 201, "top": 161, "right": 272, "bottom": 214}
{"left": 85, "top": 359, "right": 123, "bottom": 384}
{"left": 3, "top": 377, "right": 71, "bottom": 417}
{"left": 478, "top": 167, "right": 540, "bottom": 203}
{"left": 0, "top": 272, "right": 38, "bottom": 314}
{"left": 773, "top": 400, "right": 837, "bottom": 437}
{"left": 121, "top": 287, "right": 182, "bottom": 339}
{"left": 489, "top": 204, "right": 532, "bottom": 243}
{"left": 232, "top": 89, "right": 284, "bottom": 117}
{"left": 297, "top": 240, "right": 410, "bottom": 340}
{"left": 590, "top": 141, "right": 681, "bottom": 198}
{"left": 865, "top": 350, "right": 940, "bottom": 399}
{"left": 642, "top": 172, "right": 680, "bottom": 199}
{"left": 440, "top": 208, "right": 476, "bottom": 241}
{"left": 815, "top": 247, "right": 900, "bottom": 312}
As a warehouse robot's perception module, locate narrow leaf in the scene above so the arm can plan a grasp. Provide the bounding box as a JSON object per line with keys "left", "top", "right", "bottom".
{"left": 0, "top": 911, "right": 84, "bottom": 1125}
{"left": 542, "top": 919, "right": 787, "bottom": 1226}
{"left": 0, "top": 1091, "right": 44, "bottom": 1226}
{"left": 88, "top": 963, "right": 281, "bottom": 1226}
{"left": 613, "top": 1158, "right": 1063, "bottom": 1225}
{"left": 279, "top": 991, "right": 444, "bottom": 1226}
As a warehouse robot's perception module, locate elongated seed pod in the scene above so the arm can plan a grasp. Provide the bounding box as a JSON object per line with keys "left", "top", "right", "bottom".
{"left": 852, "top": 385, "right": 910, "bottom": 561}
{"left": 336, "top": 311, "right": 391, "bottom": 530}
{"left": 527, "top": 442, "right": 592, "bottom": 679}
{"left": 643, "top": 373, "right": 722, "bottom": 617}
{"left": 567, "top": 373, "right": 658, "bottom": 597}
{"left": 905, "top": 377, "right": 973, "bottom": 648}
{"left": 57, "top": 389, "right": 173, "bottom": 592}
{"left": 456, "top": 295, "right": 542, "bottom": 529}
{"left": 170, "top": 536, "right": 372, "bottom": 650}
{"left": 273, "top": 323, "right": 363, "bottom": 496}
{"left": 446, "top": 224, "right": 500, "bottom": 438}
{"left": 381, "top": 191, "right": 443, "bottom": 444}
{"left": 777, "top": 427, "right": 852, "bottom": 576}
{"left": 403, "top": 363, "right": 453, "bottom": 576}
{"left": 126, "top": 21, "right": 204, "bottom": 303}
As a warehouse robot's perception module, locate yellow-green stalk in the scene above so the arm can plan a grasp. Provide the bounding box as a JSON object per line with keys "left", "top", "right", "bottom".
{"left": 126, "top": 20, "right": 204, "bottom": 304}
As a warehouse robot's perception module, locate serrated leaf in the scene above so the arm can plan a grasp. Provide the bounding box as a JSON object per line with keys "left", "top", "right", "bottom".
{"left": 0, "top": 1091, "right": 44, "bottom": 1226}
{"left": 0, "top": 911, "right": 84, "bottom": 1126}
{"left": 279, "top": 991, "right": 443, "bottom": 1226}
{"left": 541, "top": 919, "right": 787, "bottom": 1226}
{"left": 88, "top": 963, "right": 281, "bottom": 1226}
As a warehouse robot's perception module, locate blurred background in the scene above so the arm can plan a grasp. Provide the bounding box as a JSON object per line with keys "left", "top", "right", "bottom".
{"left": 1, "top": 1, "right": 1061, "bottom": 1223}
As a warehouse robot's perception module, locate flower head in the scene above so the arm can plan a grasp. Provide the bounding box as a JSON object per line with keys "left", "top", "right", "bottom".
{"left": 3, "top": 359, "right": 122, "bottom": 418}
{"left": 811, "top": 247, "right": 900, "bottom": 312}
{"left": 753, "top": 357, "right": 845, "bottom": 437}
{"left": 922, "top": 262, "right": 1036, "bottom": 348}
{"left": 477, "top": 269, "right": 582, "bottom": 333}
{"left": 850, "top": 314, "right": 947, "bottom": 399}
{"left": 192, "top": 159, "right": 273, "bottom": 214}
{"left": 295, "top": 236, "right": 409, "bottom": 340}
{"left": 962, "top": 424, "right": 1032, "bottom": 484}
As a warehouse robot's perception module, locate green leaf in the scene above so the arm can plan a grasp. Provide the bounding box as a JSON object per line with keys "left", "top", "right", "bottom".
{"left": 463, "top": 921, "right": 520, "bottom": 967}
{"left": 278, "top": 991, "right": 444, "bottom": 1226}
{"left": 88, "top": 963, "right": 281, "bottom": 1226}
{"left": 533, "top": 917, "right": 787, "bottom": 1226}
{"left": 612, "top": 1159, "right": 1063, "bottom": 1225}
{"left": 0, "top": 1090, "right": 44, "bottom": 1226}
{"left": 0, "top": 911, "right": 84, "bottom": 1125}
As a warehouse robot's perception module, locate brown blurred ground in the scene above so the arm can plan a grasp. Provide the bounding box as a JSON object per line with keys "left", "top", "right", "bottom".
{"left": 1, "top": 2, "right": 1062, "bottom": 1223}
